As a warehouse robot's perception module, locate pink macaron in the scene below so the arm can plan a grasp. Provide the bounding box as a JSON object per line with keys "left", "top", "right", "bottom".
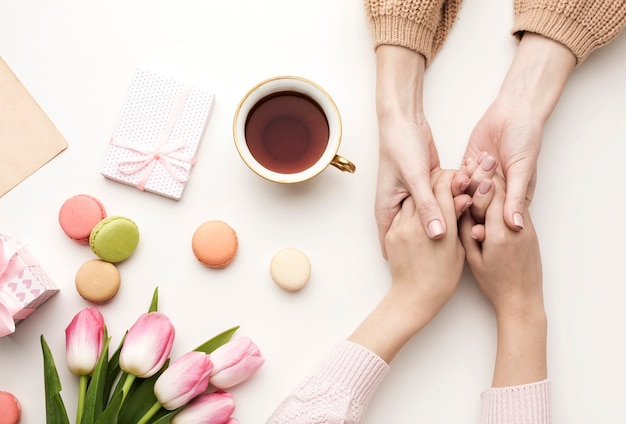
{"left": 59, "top": 194, "right": 107, "bottom": 244}
{"left": 0, "top": 391, "right": 21, "bottom": 424}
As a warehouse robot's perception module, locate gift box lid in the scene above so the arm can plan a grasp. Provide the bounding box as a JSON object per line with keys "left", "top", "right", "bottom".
{"left": 101, "top": 69, "right": 216, "bottom": 200}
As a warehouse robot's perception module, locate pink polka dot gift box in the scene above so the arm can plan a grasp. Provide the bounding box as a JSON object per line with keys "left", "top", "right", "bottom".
{"left": 101, "top": 69, "right": 215, "bottom": 200}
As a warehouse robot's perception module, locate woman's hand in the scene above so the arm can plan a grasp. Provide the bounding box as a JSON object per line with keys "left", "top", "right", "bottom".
{"left": 375, "top": 46, "right": 446, "bottom": 259}
{"left": 460, "top": 175, "right": 546, "bottom": 387}
{"left": 349, "top": 170, "right": 466, "bottom": 363}
{"left": 463, "top": 32, "right": 576, "bottom": 231}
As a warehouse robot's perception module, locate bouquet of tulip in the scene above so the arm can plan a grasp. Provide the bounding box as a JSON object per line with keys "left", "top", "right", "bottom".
{"left": 40, "top": 288, "right": 264, "bottom": 424}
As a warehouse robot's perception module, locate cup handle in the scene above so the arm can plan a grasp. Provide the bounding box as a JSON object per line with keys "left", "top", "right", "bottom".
{"left": 330, "top": 155, "right": 356, "bottom": 173}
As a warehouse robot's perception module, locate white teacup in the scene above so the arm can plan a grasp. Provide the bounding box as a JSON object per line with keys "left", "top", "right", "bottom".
{"left": 233, "top": 76, "right": 355, "bottom": 183}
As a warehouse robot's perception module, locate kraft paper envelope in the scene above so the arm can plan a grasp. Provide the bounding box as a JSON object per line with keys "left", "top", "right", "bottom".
{"left": 0, "top": 57, "right": 68, "bottom": 197}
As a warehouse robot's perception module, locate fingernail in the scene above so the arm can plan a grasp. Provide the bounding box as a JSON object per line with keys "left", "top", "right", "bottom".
{"left": 427, "top": 220, "right": 444, "bottom": 238}
{"left": 461, "top": 201, "right": 472, "bottom": 213}
{"left": 481, "top": 156, "right": 496, "bottom": 172}
{"left": 513, "top": 212, "right": 524, "bottom": 229}
{"left": 460, "top": 177, "right": 471, "bottom": 192}
{"left": 478, "top": 179, "right": 492, "bottom": 195}
{"left": 477, "top": 152, "right": 488, "bottom": 164}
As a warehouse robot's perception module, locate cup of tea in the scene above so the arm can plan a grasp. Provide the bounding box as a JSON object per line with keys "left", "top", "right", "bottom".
{"left": 233, "top": 76, "right": 355, "bottom": 183}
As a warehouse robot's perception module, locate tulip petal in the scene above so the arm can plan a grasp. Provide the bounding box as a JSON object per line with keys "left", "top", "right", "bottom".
{"left": 209, "top": 337, "right": 253, "bottom": 374}
{"left": 119, "top": 312, "right": 175, "bottom": 378}
{"left": 171, "top": 391, "right": 235, "bottom": 424}
{"left": 208, "top": 337, "right": 264, "bottom": 389}
{"left": 65, "top": 308, "right": 105, "bottom": 376}
{"left": 210, "top": 355, "right": 265, "bottom": 389}
{"left": 154, "top": 351, "right": 213, "bottom": 410}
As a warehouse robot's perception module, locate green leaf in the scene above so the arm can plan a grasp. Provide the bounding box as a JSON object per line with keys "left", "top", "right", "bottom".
{"left": 40, "top": 335, "right": 70, "bottom": 424}
{"left": 95, "top": 390, "right": 123, "bottom": 424}
{"left": 149, "top": 408, "right": 180, "bottom": 424}
{"left": 117, "top": 361, "right": 169, "bottom": 424}
{"left": 110, "top": 371, "right": 131, "bottom": 410}
{"left": 105, "top": 332, "right": 127, "bottom": 406}
{"left": 148, "top": 287, "right": 159, "bottom": 312}
{"left": 82, "top": 337, "right": 111, "bottom": 424}
{"left": 194, "top": 325, "right": 240, "bottom": 354}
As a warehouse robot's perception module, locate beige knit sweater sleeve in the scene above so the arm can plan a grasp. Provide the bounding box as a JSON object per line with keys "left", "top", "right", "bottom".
{"left": 365, "top": 0, "right": 625, "bottom": 66}
{"left": 513, "top": 0, "right": 626, "bottom": 65}
{"left": 364, "top": 0, "right": 463, "bottom": 65}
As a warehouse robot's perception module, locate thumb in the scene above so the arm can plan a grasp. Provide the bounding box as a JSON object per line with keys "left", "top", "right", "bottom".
{"left": 503, "top": 165, "right": 536, "bottom": 231}
{"left": 408, "top": 174, "right": 447, "bottom": 239}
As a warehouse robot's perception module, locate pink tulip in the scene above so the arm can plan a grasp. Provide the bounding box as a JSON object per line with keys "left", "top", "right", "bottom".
{"left": 119, "top": 312, "right": 175, "bottom": 378}
{"left": 65, "top": 307, "right": 105, "bottom": 376}
{"left": 153, "top": 351, "right": 213, "bottom": 410}
{"left": 171, "top": 391, "right": 235, "bottom": 424}
{"left": 208, "top": 337, "right": 264, "bottom": 389}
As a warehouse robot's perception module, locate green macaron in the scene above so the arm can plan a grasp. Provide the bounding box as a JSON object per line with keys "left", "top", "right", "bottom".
{"left": 89, "top": 216, "right": 140, "bottom": 263}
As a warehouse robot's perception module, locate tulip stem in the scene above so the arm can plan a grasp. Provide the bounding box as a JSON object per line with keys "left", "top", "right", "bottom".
{"left": 120, "top": 373, "right": 136, "bottom": 405}
{"left": 136, "top": 401, "right": 162, "bottom": 424}
{"left": 76, "top": 375, "right": 88, "bottom": 424}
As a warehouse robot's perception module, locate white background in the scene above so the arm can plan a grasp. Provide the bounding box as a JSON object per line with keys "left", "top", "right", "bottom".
{"left": 1, "top": 1, "right": 625, "bottom": 423}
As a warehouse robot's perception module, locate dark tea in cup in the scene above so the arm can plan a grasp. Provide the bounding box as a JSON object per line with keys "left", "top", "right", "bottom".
{"left": 233, "top": 76, "right": 354, "bottom": 183}
{"left": 244, "top": 91, "right": 329, "bottom": 174}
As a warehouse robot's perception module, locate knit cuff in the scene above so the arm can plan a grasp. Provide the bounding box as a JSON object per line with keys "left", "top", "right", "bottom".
{"left": 480, "top": 379, "right": 552, "bottom": 424}
{"left": 369, "top": 15, "right": 437, "bottom": 64}
{"left": 314, "top": 340, "right": 390, "bottom": 406}
{"left": 513, "top": 1, "right": 625, "bottom": 65}
{"left": 514, "top": 8, "right": 600, "bottom": 65}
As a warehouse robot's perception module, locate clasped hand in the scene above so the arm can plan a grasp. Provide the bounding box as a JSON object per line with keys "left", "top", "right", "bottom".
{"left": 349, "top": 160, "right": 544, "bottom": 377}
{"left": 384, "top": 159, "right": 543, "bottom": 326}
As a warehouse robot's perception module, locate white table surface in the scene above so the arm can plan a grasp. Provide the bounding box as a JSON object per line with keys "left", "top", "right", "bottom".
{"left": 1, "top": 1, "right": 625, "bottom": 423}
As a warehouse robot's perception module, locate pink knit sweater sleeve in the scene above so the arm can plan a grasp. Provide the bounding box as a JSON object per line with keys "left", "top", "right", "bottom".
{"left": 266, "top": 340, "right": 389, "bottom": 424}
{"left": 480, "top": 379, "right": 552, "bottom": 424}
{"left": 268, "top": 340, "right": 552, "bottom": 423}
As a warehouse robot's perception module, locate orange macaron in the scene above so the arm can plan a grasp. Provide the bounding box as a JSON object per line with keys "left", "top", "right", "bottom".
{"left": 191, "top": 220, "right": 238, "bottom": 268}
